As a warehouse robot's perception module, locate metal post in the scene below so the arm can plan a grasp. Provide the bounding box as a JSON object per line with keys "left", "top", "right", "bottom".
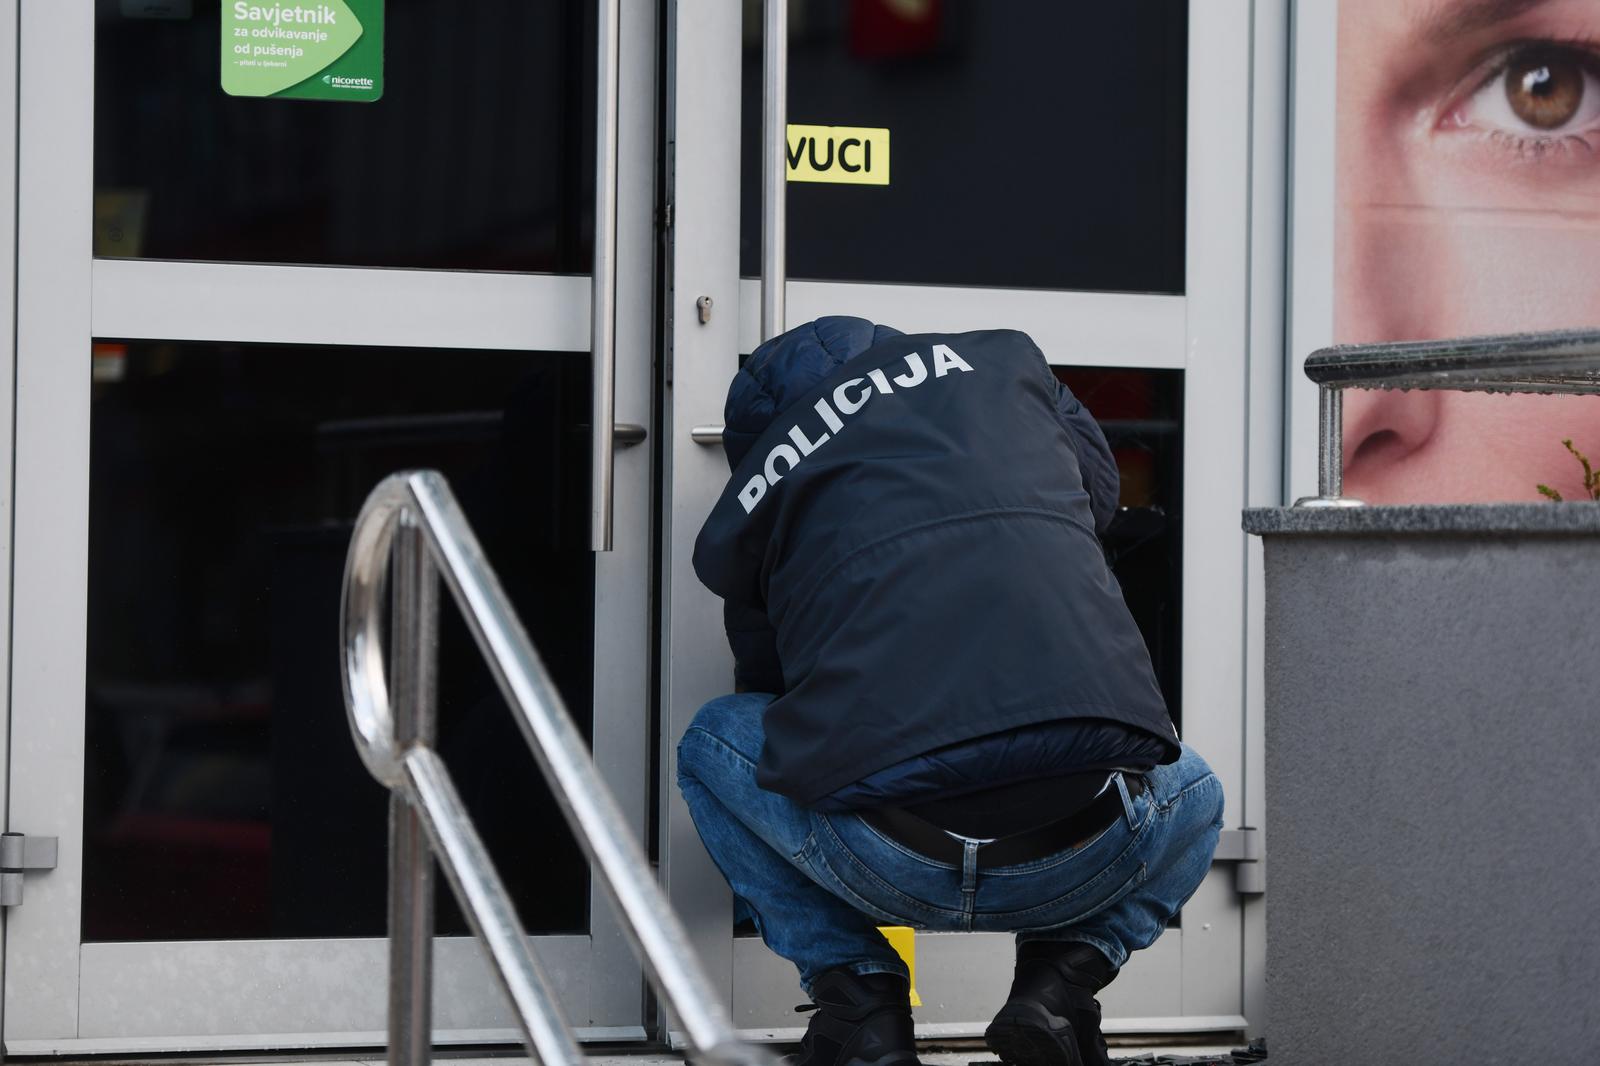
{"left": 388, "top": 514, "right": 439, "bottom": 1066}
{"left": 761, "top": 0, "right": 788, "bottom": 342}
{"left": 1297, "top": 385, "right": 1361, "bottom": 507}
{"left": 405, "top": 749, "right": 588, "bottom": 1066}
{"left": 1318, "top": 385, "right": 1342, "bottom": 499}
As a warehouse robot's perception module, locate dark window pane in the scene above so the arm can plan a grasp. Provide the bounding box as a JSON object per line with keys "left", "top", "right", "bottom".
{"left": 740, "top": 1, "right": 1188, "bottom": 293}
{"left": 1054, "top": 367, "right": 1183, "bottom": 725}
{"left": 84, "top": 340, "right": 594, "bottom": 940}
{"left": 94, "top": 0, "right": 595, "bottom": 271}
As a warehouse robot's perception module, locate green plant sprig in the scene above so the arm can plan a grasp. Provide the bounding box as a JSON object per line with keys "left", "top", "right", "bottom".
{"left": 1536, "top": 439, "right": 1600, "bottom": 502}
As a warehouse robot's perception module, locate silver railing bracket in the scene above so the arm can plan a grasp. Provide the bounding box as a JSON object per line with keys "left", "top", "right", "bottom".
{"left": 1292, "top": 496, "right": 1367, "bottom": 509}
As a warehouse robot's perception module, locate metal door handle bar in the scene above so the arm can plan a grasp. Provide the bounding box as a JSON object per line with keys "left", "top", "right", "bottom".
{"left": 690, "top": 425, "right": 725, "bottom": 445}
{"left": 761, "top": 0, "right": 787, "bottom": 342}
{"left": 1300, "top": 329, "right": 1600, "bottom": 506}
{"left": 341, "top": 470, "right": 767, "bottom": 1066}
{"left": 591, "top": 0, "right": 622, "bottom": 550}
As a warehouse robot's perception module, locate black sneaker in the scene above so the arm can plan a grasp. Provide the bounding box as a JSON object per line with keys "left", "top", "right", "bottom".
{"left": 789, "top": 969, "right": 922, "bottom": 1066}
{"left": 984, "top": 943, "right": 1117, "bottom": 1066}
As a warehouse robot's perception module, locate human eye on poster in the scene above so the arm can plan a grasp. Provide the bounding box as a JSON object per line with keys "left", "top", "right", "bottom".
{"left": 222, "top": 1, "right": 384, "bottom": 102}
{"left": 1333, "top": 0, "right": 1600, "bottom": 504}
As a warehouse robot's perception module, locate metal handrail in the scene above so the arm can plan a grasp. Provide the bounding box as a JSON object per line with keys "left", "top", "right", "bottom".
{"left": 1300, "top": 328, "right": 1600, "bottom": 505}
{"left": 340, "top": 470, "right": 767, "bottom": 1066}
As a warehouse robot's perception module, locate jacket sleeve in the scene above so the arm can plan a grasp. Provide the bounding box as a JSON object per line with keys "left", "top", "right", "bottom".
{"left": 695, "top": 494, "right": 787, "bottom": 695}
{"left": 724, "top": 599, "right": 785, "bottom": 694}
{"left": 1053, "top": 379, "right": 1121, "bottom": 535}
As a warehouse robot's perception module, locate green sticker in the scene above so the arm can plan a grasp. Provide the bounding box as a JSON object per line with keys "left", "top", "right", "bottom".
{"left": 222, "top": 1, "right": 384, "bottom": 102}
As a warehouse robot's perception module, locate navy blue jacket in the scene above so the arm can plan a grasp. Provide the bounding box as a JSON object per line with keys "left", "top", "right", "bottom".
{"left": 693, "top": 318, "right": 1177, "bottom": 804}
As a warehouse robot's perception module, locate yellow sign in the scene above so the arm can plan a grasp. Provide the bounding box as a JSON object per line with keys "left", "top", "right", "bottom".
{"left": 787, "top": 124, "right": 890, "bottom": 186}
{"left": 878, "top": 926, "right": 922, "bottom": 1007}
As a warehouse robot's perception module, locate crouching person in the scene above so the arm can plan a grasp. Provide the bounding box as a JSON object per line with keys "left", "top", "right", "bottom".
{"left": 678, "top": 318, "right": 1223, "bottom": 1066}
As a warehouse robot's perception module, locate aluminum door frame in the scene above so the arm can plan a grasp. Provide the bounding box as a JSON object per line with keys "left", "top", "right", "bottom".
{"left": 1243, "top": 0, "right": 1291, "bottom": 1039}
{"left": 1286, "top": 0, "right": 1339, "bottom": 502}
{"left": 2, "top": 0, "right": 660, "bottom": 1053}
{"left": 0, "top": 0, "right": 20, "bottom": 1054}
{"left": 662, "top": 0, "right": 1280, "bottom": 1040}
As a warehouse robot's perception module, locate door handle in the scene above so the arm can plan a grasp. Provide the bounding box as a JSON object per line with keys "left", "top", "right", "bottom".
{"left": 690, "top": 426, "right": 725, "bottom": 446}
{"left": 760, "top": 0, "right": 788, "bottom": 343}
{"left": 591, "top": 0, "right": 622, "bottom": 551}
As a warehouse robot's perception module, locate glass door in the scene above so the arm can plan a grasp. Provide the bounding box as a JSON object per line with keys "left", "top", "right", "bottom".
{"left": 662, "top": 0, "right": 1267, "bottom": 1040}
{"left": 4, "top": 0, "right": 659, "bottom": 1053}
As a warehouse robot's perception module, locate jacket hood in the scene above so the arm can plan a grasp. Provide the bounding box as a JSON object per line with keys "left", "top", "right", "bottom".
{"left": 722, "top": 316, "right": 904, "bottom": 470}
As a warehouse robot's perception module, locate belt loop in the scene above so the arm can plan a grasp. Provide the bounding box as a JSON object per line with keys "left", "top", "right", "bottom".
{"left": 960, "top": 838, "right": 980, "bottom": 930}
{"left": 961, "top": 840, "right": 980, "bottom": 892}
{"left": 1115, "top": 772, "right": 1138, "bottom": 830}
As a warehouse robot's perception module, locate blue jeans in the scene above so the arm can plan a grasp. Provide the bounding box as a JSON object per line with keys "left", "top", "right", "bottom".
{"left": 676, "top": 693, "right": 1224, "bottom": 994}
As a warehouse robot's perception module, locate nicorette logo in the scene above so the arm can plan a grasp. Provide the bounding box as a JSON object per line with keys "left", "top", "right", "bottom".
{"left": 322, "top": 73, "right": 375, "bottom": 90}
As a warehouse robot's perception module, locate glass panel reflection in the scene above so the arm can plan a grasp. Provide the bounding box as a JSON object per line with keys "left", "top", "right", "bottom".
{"left": 740, "top": 1, "right": 1188, "bottom": 293}
{"left": 94, "top": 0, "right": 595, "bottom": 271}
{"left": 84, "top": 340, "right": 594, "bottom": 941}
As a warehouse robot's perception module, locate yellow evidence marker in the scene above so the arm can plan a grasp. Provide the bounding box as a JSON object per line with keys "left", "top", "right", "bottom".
{"left": 877, "top": 926, "right": 922, "bottom": 1007}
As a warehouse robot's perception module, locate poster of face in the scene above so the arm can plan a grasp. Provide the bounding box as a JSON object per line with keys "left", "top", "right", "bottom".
{"left": 1335, "top": 0, "right": 1600, "bottom": 503}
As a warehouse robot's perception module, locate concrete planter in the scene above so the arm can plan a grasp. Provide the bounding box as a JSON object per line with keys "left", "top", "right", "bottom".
{"left": 1244, "top": 503, "right": 1600, "bottom": 1065}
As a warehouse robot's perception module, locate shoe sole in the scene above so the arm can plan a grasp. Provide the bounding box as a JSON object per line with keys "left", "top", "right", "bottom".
{"left": 983, "top": 1001, "right": 1084, "bottom": 1066}
{"left": 843, "top": 1054, "right": 922, "bottom": 1066}
{"left": 786, "top": 1050, "right": 921, "bottom": 1066}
